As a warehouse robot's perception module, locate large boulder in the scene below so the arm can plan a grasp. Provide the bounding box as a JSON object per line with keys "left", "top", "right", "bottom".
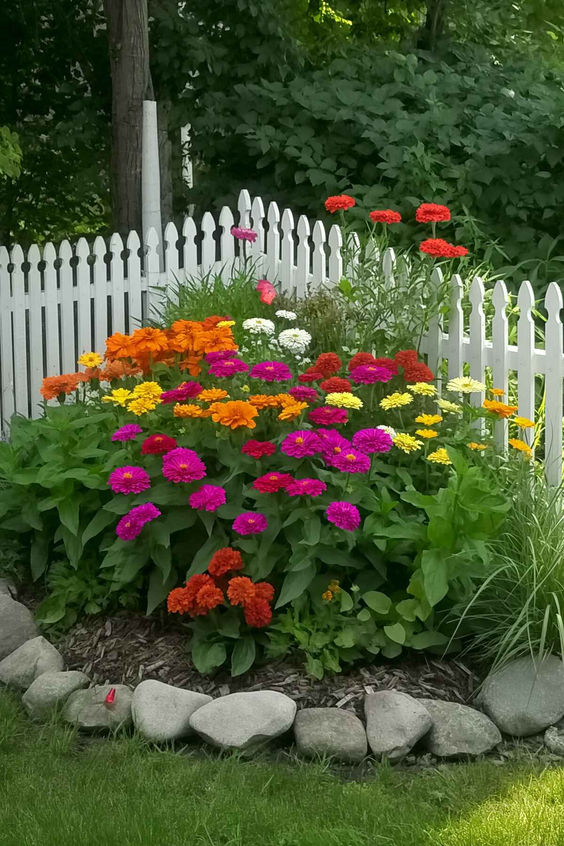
{"left": 0, "top": 636, "right": 63, "bottom": 689}
{"left": 0, "top": 578, "right": 16, "bottom": 598}
{"left": 364, "top": 691, "right": 432, "bottom": 761}
{"left": 63, "top": 684, "right": 133, "bottom": 731}
{"left": 481, "top": 655, "right": 564, "bottom": 736}
{"left": 421, "top": 699, "right": 501, "bottom": 757}
{"left": 294, "top": 708, "right": 367, "bottom": 762}
{"left": 22, "top": 671, "right": 90, "bottom": 720}
{"left": 0, "top": 595, "right": 38, "bottom": 660}
{"left": 132, "top": 680, "right": 212, "bottom": 742}
{"left": 189, "top": 690, "right": 297, "bottom": 750}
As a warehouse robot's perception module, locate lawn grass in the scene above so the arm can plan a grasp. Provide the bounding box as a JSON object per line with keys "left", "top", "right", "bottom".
{"left": 1, "top": 689, "right": 564, "bottom": 846}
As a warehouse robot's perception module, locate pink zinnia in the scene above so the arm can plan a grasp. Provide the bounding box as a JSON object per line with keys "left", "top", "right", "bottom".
{"left": 289, "top": 386, "right": 318, "bottom": 402}
{"left": 162, "top": 447, "right": 207, "bottom": 484}
{"left": 189, "top": 484, "right": 226, "bottom": 512}
{"left": 232, "top": 512, "right": 268, "bottom": 535}
{"left": 231, "top": 226, "right": 258, "bottom": 243}
{"left": 281, "top": 430, "right": 321, "bottom": 458}
{"left": 257, "top": 279, "right": 276, "bottom": 304}
{"left": 250, "top": 361, "right": 292, "bottom": 382}
{"left": 160, "top": 381, "right": 202, "bottom": 403}
{"left": 350, "top": 365, "right": 394, "bottom": 384}
{"left": 116, "top": 502, "right": 161, "bottom": 541}
{"left": 241, "top": 440, "right": 276, "bottom": 458}
{"left": 208, "top": 358, "right": 250, "bottom": 378}
{"left": 253, "top": 472, "right": 293, "bottom": 493}
{"left": 352, "top": 428, "right": 393, "bottom": 454}
{"left": 316, "top": 428, "right": 351, "bottom": 460}
{"left": 308, "top": 407, "right": 348, "bottom": 425}
{"left": 331, "top": 448, "right": 371, "bottom": 474}
{"left": 325, "top": 501, "right": 361, "bottom": 531}
{"left": 111, "top": 424, "right": 143, "bottom": 442}
{"left": 205, "top": 350, "right": 239, "bottom": 363}
{"left": 286, "top": 478, "right": 327, "bottom": 497}
{"left": 108, "top": 466, "right": 151, "bottom": 495}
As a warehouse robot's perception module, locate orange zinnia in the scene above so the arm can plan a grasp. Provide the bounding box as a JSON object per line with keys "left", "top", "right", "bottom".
{"left": 173, "top": 403, "right": 204, "bottom": 418}
{"left": 105, "top": 332, "right": 133, "bottom": 361}
{"left": 483, "top": 399, "right": 518, "bottom": 418}
{"left": 199, "top": 388, "right": 229, "bottom": 403}
{"left": 98, "top": 360, "right": 141, "bottom": 382}
{"left": 249, "top": 394, "right": 279, "bottom": 409}
{"left": 210, "top": 400, "right": 259, "bottom": 429}
{"left": 40, "top": 372, "right": 85, "bottom": 400}
{"left": 278, "top": 401, "right": 308, "bottom": 421}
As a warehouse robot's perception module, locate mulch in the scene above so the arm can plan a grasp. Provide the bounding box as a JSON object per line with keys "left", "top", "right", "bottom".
{"left": 57, "top": 611, "right": 478, "bottom": 717}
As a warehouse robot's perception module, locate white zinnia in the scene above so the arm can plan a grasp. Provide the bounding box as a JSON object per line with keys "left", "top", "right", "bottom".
{"left": 377, "top": 425, "right": 396, "bottom": 438}
{"left": 275, "top": 310, "right": 297, "bottom": 320}
{"left": 277, "top": 328, "right": 312, "bottom": 353}
{"left": 242, "top": 318, "right": 275, "bottom": 336}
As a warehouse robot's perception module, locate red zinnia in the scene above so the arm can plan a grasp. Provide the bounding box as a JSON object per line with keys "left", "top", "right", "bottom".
{"left": 254, "top": 582, "right": 275, "bottom": 603}
{"left": 394, "top": 349, "right": 419, "bottom": 368}
{"left": 315, "top": 353, "right": 342, "bottom": 377}
{"left": 320, "top": 376, "right": 352, "bottom": 393}
{"left": 416, "top": 203, "right": 451, "bottom": 223}
{"left": 404, "top": 362, "right": 434, "bottom": 383}
{"left": 298, "top": 369, "right": 324, "bottom": 384}
{"left": 141, "top": 434, "right": 178, "bottom": 455}
{"left": 195, "top": 583, "right": 224, "bottom": 613}
{"left": 241, "top": 440, "right": 276, "bottom": 459}
{"left": 243, "top": 597, "right": 272, "bottom": 628}
{"left": 369, "top": 209, "right": 402, "bottom": 224}
{"left": 372, "top": 357, "right": 398, "bottom": 375}
{"left": 208, "top": 548, "right": 244, "bottom": 578}
{"left": 347, "top": 352, "right": 376, "bottom": 372}
{"left": 325, "top": 195, "right": 355, "bottom": 214}
{"left": 227, "top": 576, "right": 256, "bottom": 607}
{"left": 253, "top": 472, "right": 293, "bottom": 493}
{"left": 419, "top": 238, "right": 468, "bottom": 258}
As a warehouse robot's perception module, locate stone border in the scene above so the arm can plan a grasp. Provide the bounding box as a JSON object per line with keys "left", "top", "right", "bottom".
{"left": 2, "top": 586, "right": 564, "bottom": 762}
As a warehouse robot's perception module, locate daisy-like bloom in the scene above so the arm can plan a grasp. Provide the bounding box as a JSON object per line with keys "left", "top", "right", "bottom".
{"left": 250, "top": 361, "right": 293, "bottom": 382}
{"left": 209, "top": 400, "right": 259, "bottom": 429}
{"left": 253, "top": 472, "right": 293, "bottom": 493}
{"left": 102, "top": 388, "right": 132, "bottom": 407}
{"left": 205, "top": 350, "right": 239, "bottom": 363}
{"left": 281, "top": 430, "right": 321, "bottom": 458}
{"left": 437, "top": 398, "right": 462, "bottom": 414}
{"left": 316, "top": 428, "right": 351, "bottom": 457}
{"left": 350, "top": 365, "right": 394, "bottom": 385}
{"left": 162, "top": 447, "right": 206, "bottom": 484}
{"left": 275, "top": 310, "right": 297, "bottom": 320}
{"left": 513, "top": 416, "right": 535, "bottom": 429}
{"left": 332, "top": 448, "right": 371, "bottom": 474}
{"left": 285, "top": 478, "right": 327, "bottom": 497}
{"left": 446, "top": 376, "right": 486, "bottom": 394}
{"left": 320, "top": 376, "right": 352, "bottom": 393}
{"left": 141, "top": 434, "right": 178, "bottom": 455}
{"left": 483, "top": 399, "right": 518, "bottom": 419}
{"left": 289, "top": 386, "right": 318, "bottom": 402}
{"left": 78, "top": 352, "right": 103, "bottom": 368}
{"left": 277, "top": 328, "right": 311, "bottom": 354}
{"left": 111, "top": 423, "right": 143, "bottom": 442}
{"left": 232, "top": 512, "right": 268, "bottom": 535}
{"left": 208, "top": 358, "right": 250, "bottom": 378}
{"left": 128, "top": 397, "right": 159, "bottom": 416}
{"left": 160, "top": 381, "right": 202, "bottom": 404}
{"left": 325, "top": 392, "right": 363, "bottom": 410}
{"left": 278, "top": 401, "right": 308, "bottom": 421}
{"left": 490, "top": 387, "right": 505, "bottom": 396}
{"left": 416, "top": 428, "right": 439, "bottom": 439}
{"left": 352, "top": 428, "right": 393, "bottom": 454}
{"left": 241, "top": 440, "right": 276, "bottom": 458}
{"left": 393, "top": 433, "right": 423, "bottom": 453}
{"left": 242, "top": 317, "right": 275, "bottom": 335}
{"left": 108, "top": 465, "right": 151, "bottom": 495}
{"left": 415, "top": 414, "right": 442, "bottom": 426}
{"left": 231, "top": 226, "right": 258, "bottom": 243}
{"left": 380, "top": 392, "right": 413, "bottom": 411}
{"left": 467, "top": 442, "right": 487, "bottom": 451}
{"left": 199, "top": 388, "right": 229, "bottom": 403}
{"left": 509, "top": 438, "right": 532, "bottom": 458}
{"left": 208, "top": 548, "right": 244, "bottom": 578}
{"left": 308, "top": 406, "right": 348, "bottom": 425}
{"left": 408, "top": 382, "right": 437, "bottom": 396}
{"left": 248, "top": 394, "right": 280, "bottom": 409}
{"left": 325, "top": 501, "right": 361, "bottom": 531}
{"left": 188, "top": 484, "right": 227, "bottom": 512}
{"left": 116, "top": 502, "right": 160, "bottom": 541}
{"left": 315, "top": 353, "right": 342, "bottom": 377}
{"left": 427, "top": 448, "right": 452, "bottom": 465}
{"left": 131, "top": 381, "right": 163, "bottom": 401}
{"left": 173, "top": 403, "right": 204, "bottom": 418}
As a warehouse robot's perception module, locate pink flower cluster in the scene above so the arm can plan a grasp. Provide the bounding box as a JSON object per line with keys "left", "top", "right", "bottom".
{"left": 231, "top": 226, "right": 258, "bottom": 243}
{"left": 208, "top": 358, "right": 249, "bottom": 378}
{"left": 233, "top": 512, "right": 268, "bottom": 535}
{"left": 112, "top": 424, "right": 142, "bottom": 442}
{"left": 250, "top": 361, "right": 292, "bottom": 382}
{"left": 189, "top": 484, "right": 226, "bottom": 512}
{"left": 160, "top": 381, "right": 202, "bottom": 404}
{"left": 108, "top": 466, "right": 151, "bottom": 494}
{"left": 162, "top": 448, "right": 207, "bottom": 484}
{"left": 350, "top": 365, "right": 394, "bottom": 385}
{"left": 116, "top": 503, "right": 161, "bottom": 540}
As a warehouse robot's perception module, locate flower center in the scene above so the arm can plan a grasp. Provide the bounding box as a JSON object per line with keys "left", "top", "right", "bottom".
{"left": 125, "top": 521, "right": 131, "bottom": 528}
{"left": 155, "top": 437, "right": 162, "bottom": 442}
{"left": 334, "top": 447, "right": 342, "bottom": 454}
{"left": 296, "top": 437, "right": 304, "bottom": 444}
{"left": 346, "top": 454, "right": 356, "bottom": 461}
{"left": 179, "top": 463, "right": 187, "bottom": 470}
{"left": 123, "top": 472, "right": 132, "bottom": 479}
{"left": 248, "top": 519, "right": 255, "bottom": 524}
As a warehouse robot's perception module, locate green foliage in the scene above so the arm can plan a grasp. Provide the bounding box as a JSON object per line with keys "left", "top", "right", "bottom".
{"left": 0, "top": 127, "right": 22, "bottom": 180}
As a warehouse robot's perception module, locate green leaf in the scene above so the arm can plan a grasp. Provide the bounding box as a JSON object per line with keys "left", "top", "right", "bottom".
{"left": 146, "top": 566, "right": 178, "bottom": 615}
{"left": 334, "top": 627, "right": 356, "bottom": 648}
{"left": 421, "top": 549, "right": 449, "bottom": 606}
{"left": 410, "top": 630, "right": 449, "bottom": 649}
{"left": 275, "top": 562, "right": 316, "bottom": 608}
{"left": 395, "top": 599, "right": 419, "bottom": 622}
{"left": 305, "top": 654, "right": 324, "bottom": 679}
{"left": 231, "top": 637, "right": 256, "bottom": 677}
{"left": 35, "top": 594, "right": 67, "bottom": 625}
{"left": 339, "top": 589, "right": 353, "bottom": 612}
{"left": 82, "top": 510, "right": 117, "bottom": 546}
{"left": 363, "top": 591, "right": 392, "bottom": 614}
{"left": 191, "top": 640, "right": 227, "bottom": 674}
{"left": 357, "top": 608, "right": 371, "bottom": 622}
{"left": 58, "top": 497, "right": 79, "bottom": 536}
{"left": 384, "top": 622, "right": 406, "bottom": 644}
{"left": 30, "top": 536, "right": 49, "bottom": 580}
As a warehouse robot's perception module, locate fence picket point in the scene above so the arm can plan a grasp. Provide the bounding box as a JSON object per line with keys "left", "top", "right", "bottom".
{"left": 517, "top": 280, "right": 536, "bottom": 450}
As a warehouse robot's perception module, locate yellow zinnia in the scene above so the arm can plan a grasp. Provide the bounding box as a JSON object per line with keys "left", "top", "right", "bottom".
{"left": 437, "top": 398, "right": 462, "bottom": 414}
{"left": 512, "top": 416, "right": 535, "bottom": 429}
{"left": 101, "top": 388, "right": 132, "bottom": 407}
{"left": 408, "top": 382, "right": 437, "bottom": 396}
{"left": 427, "top": 448, "right": 452, "bottom": 465}
{"left": 467, "top": 442, "right": 487, "bottom": 451}
{"left": 78, "top": 352, "right": 103, "bottom": 368}
{"left": 128, "top": 397, "right": 158, "bottom": 416}
{"left": 278, "top": 401, "right": 308, "bottom": 421}
{"left": 380, "top": 392, "right": 413, "bottom": 411}
{"left": 415, "top": 429, "right": 439, "bottom": 439}
{"left": 509, "top": 438, "right": 532, "bottom": 458}
{"left": 393, "top": 433, "right": 423, "bottom": 453}
{"left": 446, "top": 376, "right": 486, "bottom": 394}
{"left": 326, "top": 392, "right": 363, "bottom": 410}
{"left": 415, "top": 414, "right": 442, "bottom": 426}
{"left": 131, "top": 381, "right": 163, "bottom": 401}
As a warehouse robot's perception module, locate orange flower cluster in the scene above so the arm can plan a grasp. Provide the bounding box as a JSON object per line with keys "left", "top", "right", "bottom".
{"left": 483, "top": 399, "right": 518, "bottom": 419}
{"left": 40, "top": 372, "right": 86, "bottom": 400}
{"left": 209, "top": 400, "right": 259, "bottom": 429}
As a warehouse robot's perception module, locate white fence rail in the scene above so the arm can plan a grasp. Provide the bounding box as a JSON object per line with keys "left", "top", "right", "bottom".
{"left": 0, "top": 188, "right": 563, "bottom": 483}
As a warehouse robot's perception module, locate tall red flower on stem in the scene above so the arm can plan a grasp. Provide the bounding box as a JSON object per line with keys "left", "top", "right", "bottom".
{"left": 325, "top": 195, "right": 355, "bottom": 214}
{"left": 416, "top": 203, "right": 451, "bottom": 223}
{"left": 369, "top": 209, "right": 402, "bottom": 224}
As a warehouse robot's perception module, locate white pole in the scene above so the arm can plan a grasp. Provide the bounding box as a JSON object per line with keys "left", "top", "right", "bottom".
{"left": 142, "top": 99, "right": 162, "bottom": 266}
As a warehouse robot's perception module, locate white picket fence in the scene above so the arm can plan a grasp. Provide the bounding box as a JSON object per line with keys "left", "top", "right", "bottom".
{"left": 0, "top": 188, "right": 563, "bottom": 483}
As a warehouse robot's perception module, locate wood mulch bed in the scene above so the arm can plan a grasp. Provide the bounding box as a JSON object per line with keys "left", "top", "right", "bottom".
{"left": 57, "top": 611, "right": 478, "bottom": 717}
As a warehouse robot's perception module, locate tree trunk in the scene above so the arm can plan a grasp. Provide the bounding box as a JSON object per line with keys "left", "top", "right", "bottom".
{"left": 103, "top": 0, "right": 151, "bottom": 234}
{"left": 418, "top": 0, "right": 448, "bottom": 51}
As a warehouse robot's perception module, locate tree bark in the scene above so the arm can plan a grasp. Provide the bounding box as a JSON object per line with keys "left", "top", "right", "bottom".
{"left": 418, "top": 0, "right": 448, "bottom": 51}
{"left": 103, "top": 0, "right": 151, "bottom": 234}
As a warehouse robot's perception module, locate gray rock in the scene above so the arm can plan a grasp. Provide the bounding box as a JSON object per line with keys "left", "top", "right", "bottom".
{"left": 0, "top": 636, "right": 63, "bottom": 689}
{"left": 0, "top": 578, "right": 16, "bottom": 598}
{"left": 481, "top": 655, "right": 564, "bottom": 737}
{"left": 421, "top": 699, "right": 501, "bottom": 757}
{"left": 63, "top": 684, "right": 133, "bottom": 731}
{"left": 22, "top": 671, "right": 90, "bottom": 720}
{"left": 544, "top": 726, "right": 564, "bottom": 756}
{"left": 364, "top": 691, "right": 432, "bottom": 761}
{"left": 0, "top": 595, "right": 38, "bottom": 660}
{"left": 294, "top": 708, "right": 367, "bottom": 762}
{"left": 132, "top": 680, "right": 212, "bottom": 742}
{"left": 189, "top": 690, "right": 297, "bottom": 750}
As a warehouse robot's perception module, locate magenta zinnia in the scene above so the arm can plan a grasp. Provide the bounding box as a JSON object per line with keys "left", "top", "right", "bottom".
{"left": 286, "top": 478, "right": 327, "bottom": 497}
{"left": 325, "top": 501, "right": 361, "bottom": 531}
{"left": 188, "top": 484, "right": 226, "bottom": 512}
{"left": 108, "top": 465, "right": 151, "bottom": 494}
{"left": 162, "top": 447, "right": 207, "bottom": 484}
{"left": 160, "top": 381, "right": 202, "bottom": 404}
{"left": 111, "top": 423, "right": 143, "bottom": 442}
{"left": 308, "top": 407, "right": 348, "bottom": 426}
{"left": 232, "top": 512, "right": 268, "bottom": 535}
{"left": 352, "top": 428, "right": 393, "bottom": 454}
{"left": 350, "top": 364, "right": 394, "bottom": 385}
{"left": 250, "top": 361, "right": 293, "bottom": 382}
{"left": 231, "top": 226, "right": 258, "bottom": 243}
{"left": 281, "top": 430, "right": 321, "bottom": 458}
{"left": 205, "top": 350, "right": 239, "bottom": 363}
{"left": 208, "top": 358, "right": 250, "bottom": 378}
{"left": 331, "top": 448, "right": 371, "bottom": 474}
{"left": 116, "top": 502, "right": 161, "bottom": 540}
{"left": 288, "top": 386, "right": 318, "bottom": 402}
